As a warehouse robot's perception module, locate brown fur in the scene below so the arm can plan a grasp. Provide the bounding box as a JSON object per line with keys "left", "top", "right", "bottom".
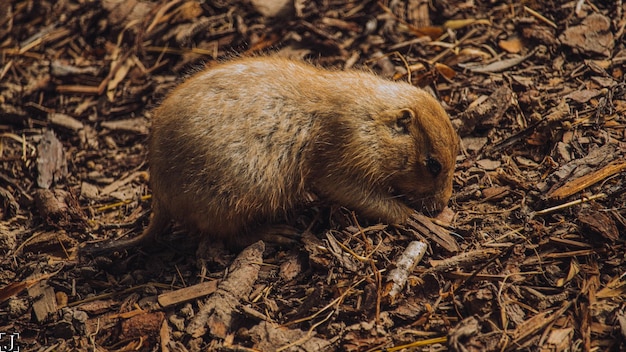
{"left": 84, "top": 57, "right": 459, "bottom": 254}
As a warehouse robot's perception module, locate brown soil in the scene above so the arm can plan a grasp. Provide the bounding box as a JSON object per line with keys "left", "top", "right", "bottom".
{"left": 1, "top": 1, "right": 625, "bottom": 351}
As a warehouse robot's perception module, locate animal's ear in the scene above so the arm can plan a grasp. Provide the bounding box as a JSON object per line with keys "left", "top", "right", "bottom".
{"left": 379, "top": 108, "right": 414, "bottom": 134}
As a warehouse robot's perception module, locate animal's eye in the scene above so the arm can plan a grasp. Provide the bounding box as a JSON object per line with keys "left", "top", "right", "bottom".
{"left": 426, "top": 157, "right": 442, "bottom": 176}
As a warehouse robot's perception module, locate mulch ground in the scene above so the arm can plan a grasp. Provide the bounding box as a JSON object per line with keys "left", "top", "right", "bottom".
{"left": 1, "top": 1, "right": 625, "bottom": 351}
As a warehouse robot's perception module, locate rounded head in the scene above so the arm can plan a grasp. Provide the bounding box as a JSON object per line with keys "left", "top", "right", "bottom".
{"left": 372, "top": 89, "right": 459, "bottom": 214}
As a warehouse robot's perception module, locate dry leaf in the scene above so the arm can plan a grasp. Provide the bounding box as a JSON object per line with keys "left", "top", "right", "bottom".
{"left": 457, "top": 47, "right": 492, "bottom": 60}
{"left": 499, "top": 37, "right": 523, "bottom": 53}
{"left": 435, "top": 62, "right": 456, "bottom": 79}
{"left": 556, "top": 260, "right": 580, "bottom": 287}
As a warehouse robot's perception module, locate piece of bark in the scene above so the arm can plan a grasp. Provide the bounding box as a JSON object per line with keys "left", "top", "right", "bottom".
{"left": 521, "top": 25, "right": 558, "bottom": 46}
{"left": 482, "top": 186, "right": 510, "bottom": 202}
{"left": 476, "top": 159, "right": 502, "bottom": 171}
{"left": 34, "top": 188, "right": 69, "bottom": 223}
{"left": 324, "top": 231, "right": 360, "bottom": 272}
{"left": 565, "top": 89, "right": 602, "bottom": 104}
{"left": 408, "top": 0, "right": 430, "bottom": 28}
{"left": 577, "top": 209, "right": 619, "bottom": 242}
{"left": 448, "top": 316, "right": 485, "bottom": 352}
{"left": 507, "top": 304, "right": 571, "bottom": 351}
{"left": 539, "top": 144, "right": 615, "bottom": 193}
{"left": 36, "top": 130, "right": 68, "bottom": 189}
{"left": 100, "top": 171, "right": 147, "bottom": 196}
{"left": 301, "top": 231, "right": 333, "bottom": 269}
{"left": 20, "top": 230, "right": 77, "bottom": 258}
{"left": 186, "top": 241, "right": 265, "bottom": 339}
{"left": 1, "top": 271, "right": 59, "bottom": 304}
{"left": 160, "top": 318, "right": 172, "bottom": 352}
{"left": 74, "top": 299, "right": 118, "bottom": 315}
{"left": 28, "top": 281, "right": 58, "bottom": 322}
{"left": 406, "top": 213, "right": 459, "bottom": 253}
{"left": 119, "top": 311, "right": 165, "bottom": 348}
{"left": 247, "top": 321, "right": 332, "bottom": 352}
{"left": 0, "top": 225, "right": 17, "bottom": 254}
{"left": 34, "top": 188, "right": 86, "bottom": 229}
{"left": 102, "top": 0, "right": 155, "bottom": 28}
{"left": 452, "top": 86, "right": 515, "bottom": 136}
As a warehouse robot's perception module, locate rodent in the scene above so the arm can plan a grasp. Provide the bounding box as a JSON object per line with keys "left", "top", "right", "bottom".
{"left": 85, "top": 57, "right": 459, "bottom": 254}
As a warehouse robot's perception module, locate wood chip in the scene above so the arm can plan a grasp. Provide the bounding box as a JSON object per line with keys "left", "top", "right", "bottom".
{"left": 157, "top": 280, "right": 219, "bottom": 308}
{"left": 429, "top": 248, "right": 499, "bottom": 273}
{"left": 36, "top": 130, "right": 68, "bottom": 189}
{"left": 119, "top": 311, "right": 165, "bottom": 348}
{"left": 251, "top": 0, "right": 294, "bottom": 18}
{"left": 499, "top": 37, "right": 523, "bottom": 53}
